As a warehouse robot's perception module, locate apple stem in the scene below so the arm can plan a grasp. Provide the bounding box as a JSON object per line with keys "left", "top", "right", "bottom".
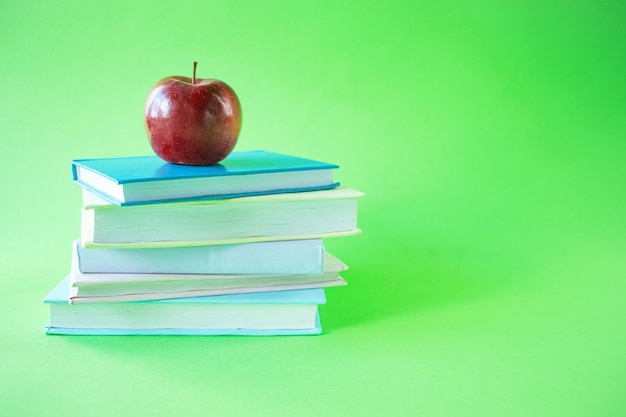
{"left": 192, "top": 61, "right": 198, "bottom": 85}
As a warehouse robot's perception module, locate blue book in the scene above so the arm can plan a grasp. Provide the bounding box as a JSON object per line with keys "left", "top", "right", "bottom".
{"left": 72, "top": 150, "right": 339, "bottom": 206}
{"left": 43, "top": 276, "right": 325, "bottom": 336}
{"left": 70, "top": 240, "right": 347, "bottom": 303}
{"left": 74, "top": 239, "right": 326, "bottom": 275}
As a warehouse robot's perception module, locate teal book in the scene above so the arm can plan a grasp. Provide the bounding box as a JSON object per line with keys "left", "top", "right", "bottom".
{"left": 44, "top": 276, "right": 325, "bottom": 336}
{"left": 72, "top": 150, "right": 339, "bottom": 206}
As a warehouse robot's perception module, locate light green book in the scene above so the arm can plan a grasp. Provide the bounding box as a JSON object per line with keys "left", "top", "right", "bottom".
{"left": 81, "top": 187, "right": 364, "bottom": 249}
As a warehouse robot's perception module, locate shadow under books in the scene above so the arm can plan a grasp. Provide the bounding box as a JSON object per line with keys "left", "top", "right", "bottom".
{"left": 321, "top": 247, "right": 519, "bottom": 332}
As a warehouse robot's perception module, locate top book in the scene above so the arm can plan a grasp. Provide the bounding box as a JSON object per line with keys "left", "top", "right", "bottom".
{"left": 71, "top": 150, "right": 340, "bottom": 206}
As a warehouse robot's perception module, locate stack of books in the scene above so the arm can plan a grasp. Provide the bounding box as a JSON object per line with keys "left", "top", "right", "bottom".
{"left": 43, "top": 150, "right": 363, "bottom": 336}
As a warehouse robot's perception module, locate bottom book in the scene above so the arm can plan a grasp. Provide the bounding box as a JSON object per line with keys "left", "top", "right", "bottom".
{"left": 43, "top": 276, "right": 324, "bottom": 336}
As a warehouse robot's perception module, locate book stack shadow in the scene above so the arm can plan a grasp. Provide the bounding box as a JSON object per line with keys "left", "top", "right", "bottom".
{"left": 44, "top": 150, "right": 363, "bottom": 335}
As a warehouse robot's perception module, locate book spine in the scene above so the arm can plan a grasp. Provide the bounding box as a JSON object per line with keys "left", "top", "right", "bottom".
{"left": 71, "top": 162, "right": 79, "bottom": 181}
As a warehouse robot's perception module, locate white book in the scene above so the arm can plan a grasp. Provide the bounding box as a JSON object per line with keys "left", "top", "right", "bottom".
{"left": 69, "top": 251, "right": 348, "bottom": 303}
{"left": 74, "top": 239, "right": 325, "bottom": 275}
{"left": 81, "top": 187, "right": 364, "bottom": 249}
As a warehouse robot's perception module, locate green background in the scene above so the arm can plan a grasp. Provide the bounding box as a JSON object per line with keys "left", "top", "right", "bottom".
{"left": 1, "top": 1, "right": 625, "bottom": 416}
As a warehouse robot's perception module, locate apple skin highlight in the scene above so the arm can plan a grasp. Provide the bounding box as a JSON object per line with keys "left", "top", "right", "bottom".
{"left": 145, "top": 75, "right": 242, "bottom": 166}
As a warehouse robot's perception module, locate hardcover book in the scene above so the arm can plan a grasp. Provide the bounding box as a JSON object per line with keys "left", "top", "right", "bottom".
{"left": 74, "top": 239, "right": 325, "bottom": 275}
{"left": 81, "top": 187, "right": 364, "bottom": 248}
{"left": 72, "top": 150, "right": 340, "bottom": 206}
{"left": 44, "top": 276, "right": 325, "bottom": 336}
{"left": 69, "top": 250, "right": 348, "bottom": 303}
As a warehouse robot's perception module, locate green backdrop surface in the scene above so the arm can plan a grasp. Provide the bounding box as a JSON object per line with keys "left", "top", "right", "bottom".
{"left": 1, "top": 1, "right": 625, "bottom": 416}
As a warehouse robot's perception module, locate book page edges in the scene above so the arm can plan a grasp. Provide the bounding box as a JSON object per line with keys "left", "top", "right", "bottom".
{"left": 82, "top": 186, "right": 364, "bottom": 209}
{"left": 46, "top": 275, "right": 330, "bottom": 304}
{"left": 81, "top": 229, "right": 362, "bottom": 249}
{"left": 44, "top": 313, "right": 322, "bottom": 336}
{"left": 69, "top": 278, "right": 346, "bottom": 304}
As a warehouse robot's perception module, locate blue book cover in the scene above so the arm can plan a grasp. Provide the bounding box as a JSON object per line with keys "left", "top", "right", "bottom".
{"left": 72, "top": 150, "right": 340, "bottom": 206}
{"left": 43, "top": 317, "right": 322, "bottom": 336}
{"left": 74, "top": 238, "right": 325, "bottom": 275}
{"left": 44, "top": 276, "right": 325, "bottom": 336}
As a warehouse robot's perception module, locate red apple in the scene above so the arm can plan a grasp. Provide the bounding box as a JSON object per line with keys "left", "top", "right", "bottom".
{"left": 144, "top": 62, "right": 242, "bottom": 165}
